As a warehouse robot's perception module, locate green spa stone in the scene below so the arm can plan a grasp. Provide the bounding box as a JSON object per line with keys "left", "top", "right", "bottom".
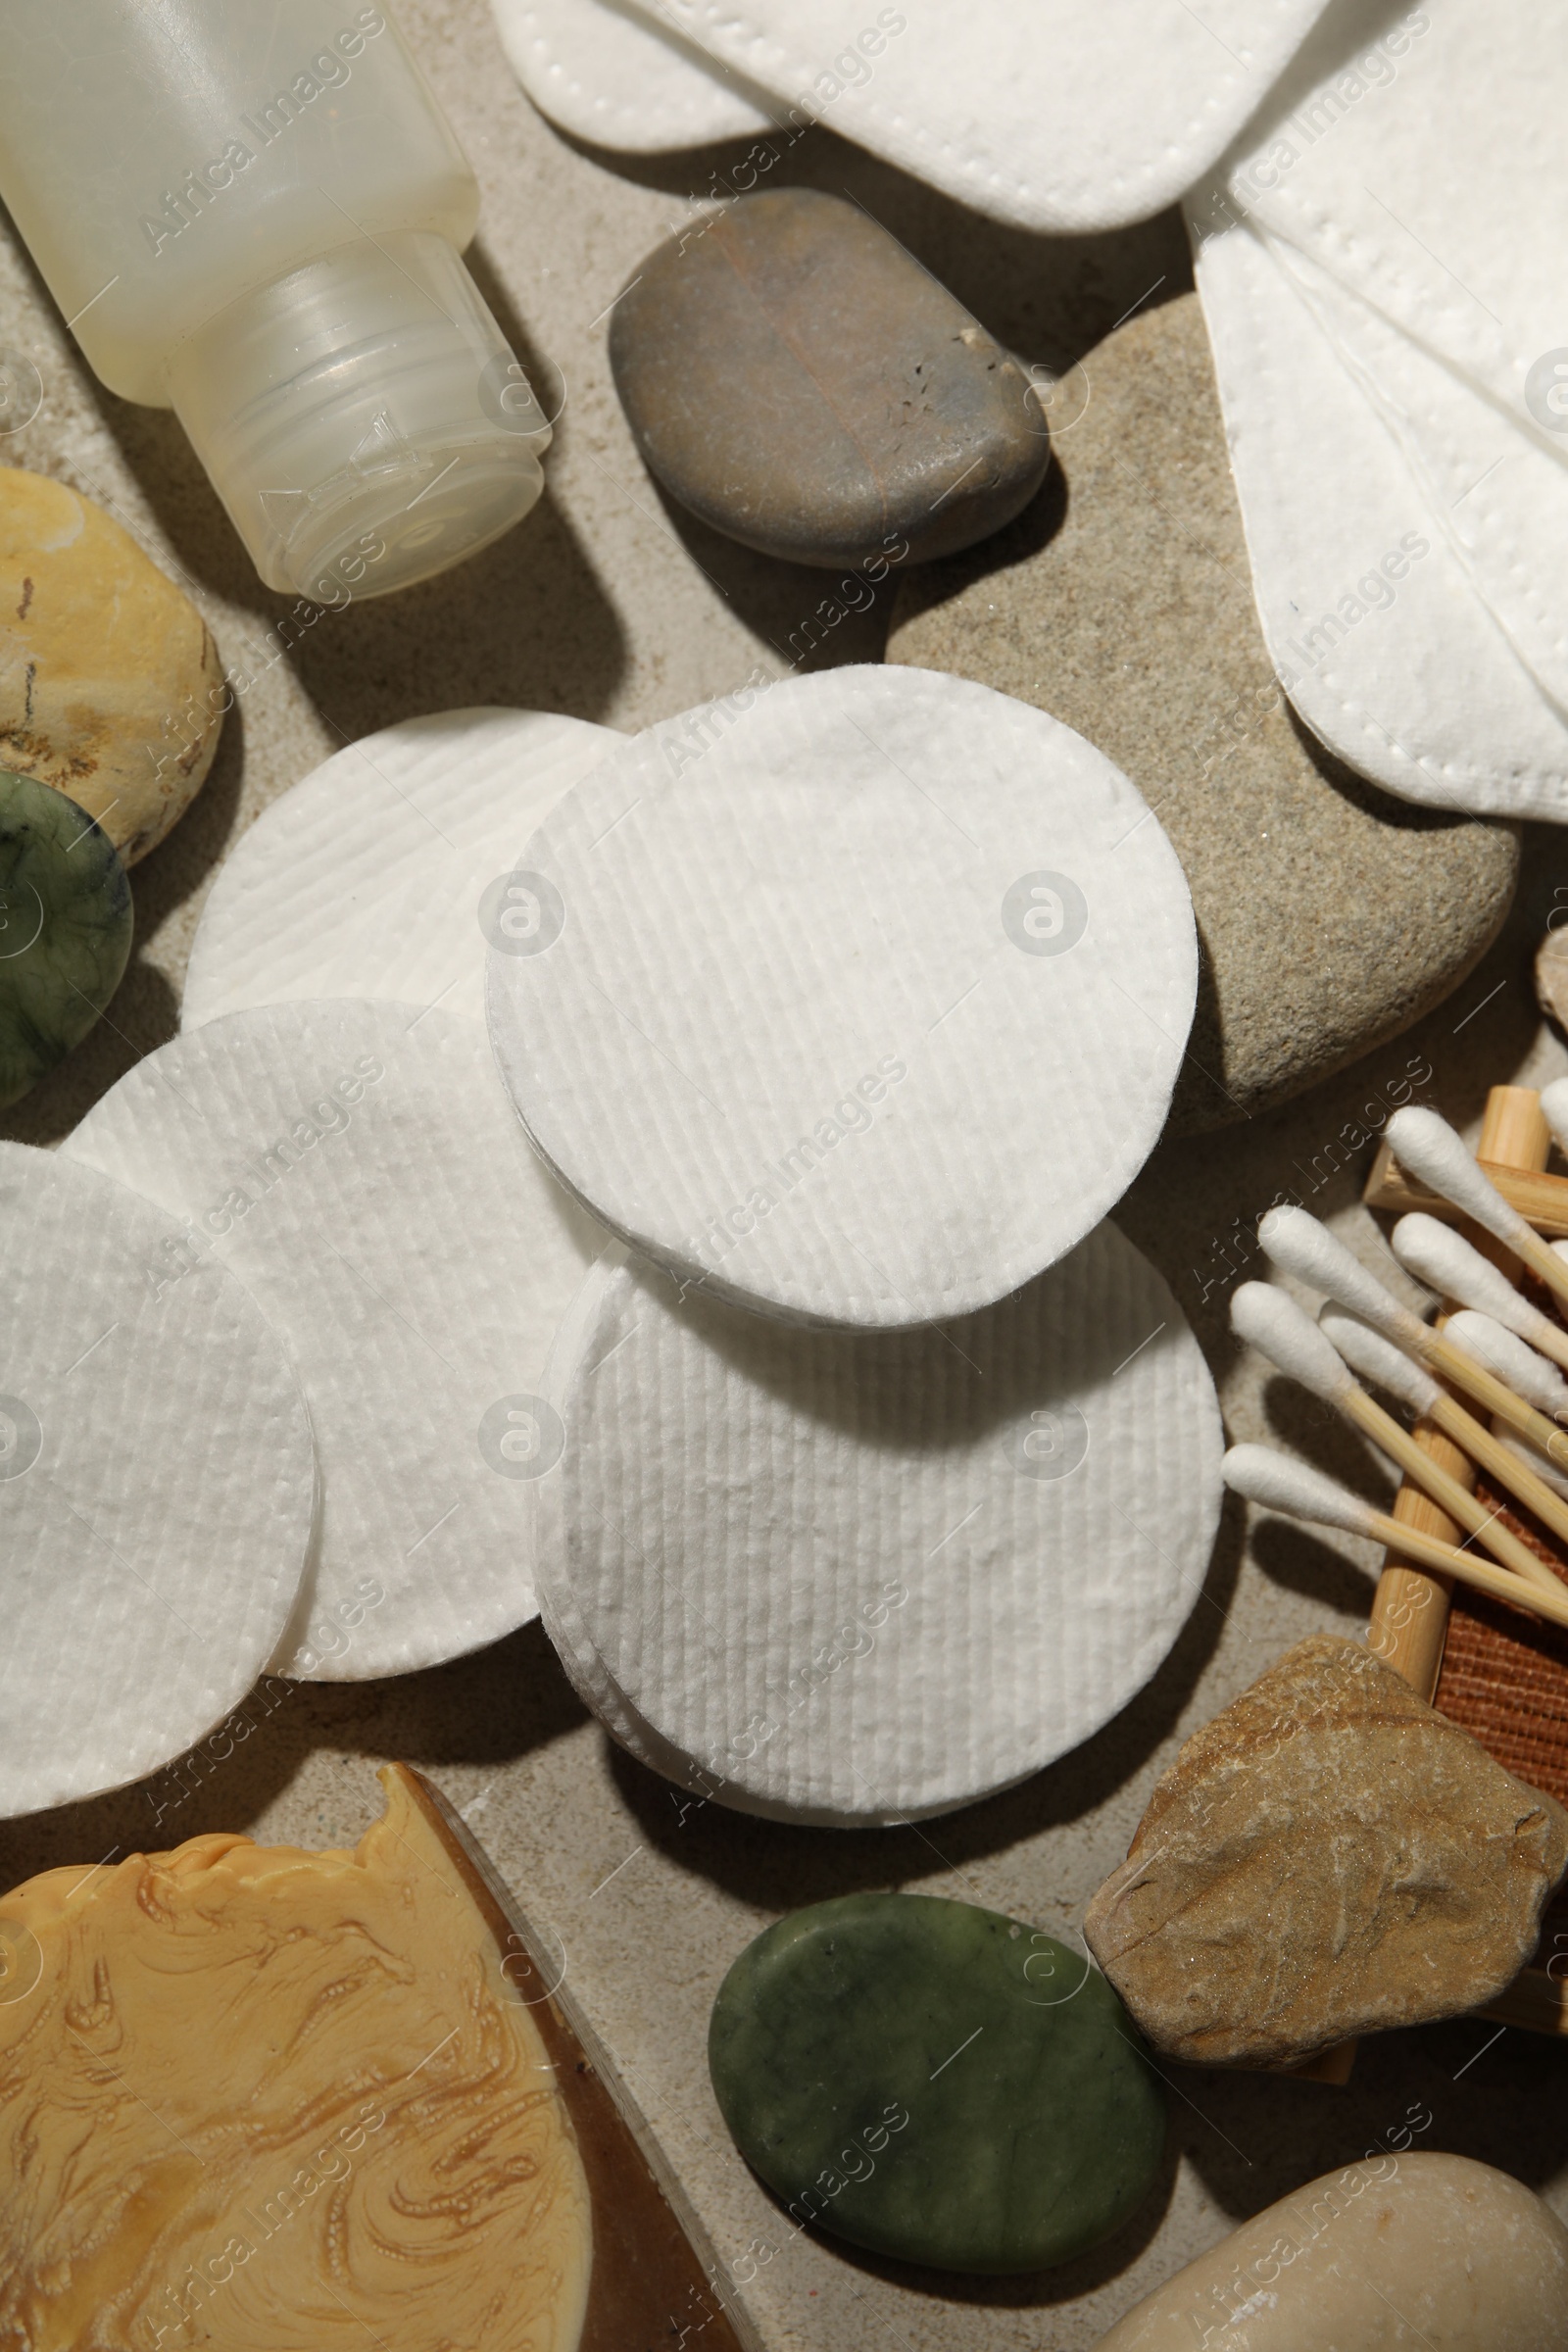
{"left": 0, "top": 766, "right": 132, "bottom": 1108}
{"left": 709, "top": 1892, "right": 1166, "bottom": 2276}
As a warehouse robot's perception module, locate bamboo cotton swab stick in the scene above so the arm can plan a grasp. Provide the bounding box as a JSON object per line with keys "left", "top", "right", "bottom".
{"left": 1385, "top": 1105, "right": 1568, "bottom": 1317}
{"left": 1231, "top": 1285, "right": 1562, "bottom": 1596}
{"left": 1257, "top": 1205, "right": 1568, "bottom": 1470}
{"left": 1390, "top": 1212, "right": 1568, "bottom": 1378}
{"left": 1222, "top": 1446, "right": 1568, "bottom": 1635}
{"left": 1317, "top": 1305, "right": 1568, "bottom": 1590}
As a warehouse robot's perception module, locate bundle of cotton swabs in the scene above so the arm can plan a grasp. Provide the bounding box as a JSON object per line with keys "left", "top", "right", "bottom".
{"left": 1224, "top": 1093, "right": 1568, "bottom": 1632}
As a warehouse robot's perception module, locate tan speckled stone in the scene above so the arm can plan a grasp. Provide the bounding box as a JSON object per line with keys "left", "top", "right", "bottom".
{"left": 1084, "top": 1637, "right": 1568, "bottom": 2070}
{"left": 888, "top": 291, "right": 1520, "bottom": 1135}
{"left": 0, "top": 468, "right": 222, "bottom": 864}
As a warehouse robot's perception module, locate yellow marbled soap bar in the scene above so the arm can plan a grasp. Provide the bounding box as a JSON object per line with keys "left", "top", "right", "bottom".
{"left": 0, "top": 1770, "right": 590, "bottom": 2351}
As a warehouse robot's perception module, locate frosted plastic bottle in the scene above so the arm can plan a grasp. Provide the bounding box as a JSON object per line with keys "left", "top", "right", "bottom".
{"left": 0, "top": 3, "right": 551, "bottom": 601}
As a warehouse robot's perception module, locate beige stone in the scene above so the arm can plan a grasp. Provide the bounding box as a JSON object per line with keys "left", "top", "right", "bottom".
{"left": 888, "top": 291, "right": 1520, "bottom": 1134}
{"left": 0, "top": 467, "right": 222, "bottom": 864}
{"left": 1093, "top": 2152, "right": 1568, "bottom": 2351}
{"left": 1084, "top": 1636, "right": 1568, "bottom": 2068}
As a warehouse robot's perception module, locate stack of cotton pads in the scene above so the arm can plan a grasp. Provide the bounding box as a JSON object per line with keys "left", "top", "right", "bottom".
{"left": 1188, "top": 0, "right": 1568, "bottom": 819}
{"left": 494, "top": 0, "right": 1333, "bottom": 231}
{"left": 534, "top": 1231, "right": 1222, "bottom": 1823}
{"left": 485, "top": 663, "right": 1221, "bottom": 1817}
{"left": 7, "top": 667, "right": 1222, "bottom": 1823}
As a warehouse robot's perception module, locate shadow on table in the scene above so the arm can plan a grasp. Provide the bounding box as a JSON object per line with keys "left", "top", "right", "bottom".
{"left": 0, "top": 1620, "right": 588, "bottom": 1891}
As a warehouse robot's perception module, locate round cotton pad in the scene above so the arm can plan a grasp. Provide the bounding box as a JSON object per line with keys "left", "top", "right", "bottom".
{"left": 533, "top": 1220, "right": 1222, "bottom": 1823}
{"left": 487, "top": 666, "right": 1198, "bottom": 1329}
{"left": 491, "top": 0, "right": 774, "bottom": 151}
{"left": 0, "top": 1142, "right": 315, "bottom": 1816}
{"left": 182, "top": 709, "right": 621, "bottom": 1032}
{"left": 65, "top": 1002, "right": 604, "bottom": 1681}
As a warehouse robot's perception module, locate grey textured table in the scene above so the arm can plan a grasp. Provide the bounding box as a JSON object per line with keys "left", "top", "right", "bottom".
{"left": 1, "top": 6, "right": 1566, "bottom": 2344}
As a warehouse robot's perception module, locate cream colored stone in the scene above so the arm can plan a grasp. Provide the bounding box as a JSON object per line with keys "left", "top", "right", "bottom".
{"left": 1093, "top": 2152, "right": 1568, "bottom": 2350}
{"left": 0, "top": 467, "right": 221, "bottom": 863}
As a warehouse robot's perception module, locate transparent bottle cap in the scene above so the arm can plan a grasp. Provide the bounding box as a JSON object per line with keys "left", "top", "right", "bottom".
{"left": 167, "top": 233, "right": 552, "bottom": 601}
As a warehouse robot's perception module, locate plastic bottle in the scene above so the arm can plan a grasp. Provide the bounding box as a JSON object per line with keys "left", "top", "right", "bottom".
{"left": 0, "top": 3, "right": 551, "bottom": 601}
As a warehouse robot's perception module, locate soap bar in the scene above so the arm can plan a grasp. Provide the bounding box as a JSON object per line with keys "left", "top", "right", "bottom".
{"left": 0, "top": 765, "right": 130, "bottom": 1106}
{"left": 1092, "top": 2152, "right": 1568, "bottom": 2350}
{"left": 709, "top": 1892, "right": 1165, "bottom": 2275}
{"left": 0, "top": 1767, "right": 589, "bottom": 2351}
{"left": 0, "top": 1767, "right": 760, "bottom": 2352}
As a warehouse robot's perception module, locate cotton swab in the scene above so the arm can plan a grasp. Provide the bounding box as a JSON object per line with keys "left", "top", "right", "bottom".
{"left": 1382, "top": 1213, "right": 1568, "bottom": 1373}
{"left": 1257, "top": 1205, "right": 1568, "bottom": 1471}
{"left": 1385, "top": 1104, "right": 1568, "bottom": 1316}
{"left": 1221, "top": 1446, "right": 1568, "bottom": 1634}
{"left": 1389, "top": 1212, "right": 1568, "bottom": 1377}
{"left": 1443, "top": 1311, "right": 1568, "bottom": 1505}
{"left": 1232, "top": 1284, "right": 1560, "bottom": 1595}
{"left": 1318, "top": 1305, "right": 1568, "bottom": 1583}
{"left": 1444, "top": 1311, "right": 1568, "bottom": 1418}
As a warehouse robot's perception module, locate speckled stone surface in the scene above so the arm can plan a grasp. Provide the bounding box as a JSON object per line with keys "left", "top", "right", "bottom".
{"left": 1085, "top": 1636, "right": 1568, "bottom": 2070}
{"left": 0, "top": 7, "right": 1564, "bottom": 2348}
{"left": 609, "top": 188, "right": 1049, "bottom": 568}
{"left": 888, "top": 291, "right": 1521, "bottom": 1136}
{"left": 0, "top": 466, "right": 224, "bottom": 864}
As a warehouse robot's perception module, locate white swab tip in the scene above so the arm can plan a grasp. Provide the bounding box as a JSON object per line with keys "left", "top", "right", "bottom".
{"left": 1539, "top": 1076, "right": 1568, "bottom": 1145}
{"left": 1230, "top": 1282, "right": 1354, "bottom": 1401}
{"left": 1221, "top": 1444, "right": 1377, "bottom": 1538}
{"left": 1385, "top": 1103, "right": 1530, "bottom": 1246}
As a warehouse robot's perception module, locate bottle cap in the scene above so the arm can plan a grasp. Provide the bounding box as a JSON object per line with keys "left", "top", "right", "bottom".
{"left": 167, "top": 232, "right": 551, "bottom": 601}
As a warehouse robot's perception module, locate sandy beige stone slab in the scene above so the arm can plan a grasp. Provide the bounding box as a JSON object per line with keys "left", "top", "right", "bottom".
{"left": 889, "top": 291, "right": 1519, "bottom": 1135}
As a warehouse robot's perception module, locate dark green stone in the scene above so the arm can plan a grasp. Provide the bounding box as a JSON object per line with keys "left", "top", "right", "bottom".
{"left": 0, "top": 767, "right": 131, "bottom": 1109}
{"left": 709, "top": 1892, "right": 1166, "bottom": 2276}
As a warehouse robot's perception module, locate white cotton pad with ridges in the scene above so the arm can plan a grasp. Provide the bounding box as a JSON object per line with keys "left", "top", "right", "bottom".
{"left": 65, "top": 1003, "right": 604, "bottom": 1681}
{"left": 609, "top": 0, "right": 1333, "bottom": 232}
{"left": 490, "top": 0, "right": 774, "bottom": 151}
{"left": 487, "top": 664, "right": 1197, "bottom": 1330}
{"left": 0, "top": 1143, "right": 316, "bottom": 1815}
{"left": 532, "top": 1220, "right": 1223, "bottom": 1824}
{"left": 1184, "top": 210, "right": 1568, "bottom": 819}
{"left": 183, "top": 709, "right": 620, "bottom": 1034}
